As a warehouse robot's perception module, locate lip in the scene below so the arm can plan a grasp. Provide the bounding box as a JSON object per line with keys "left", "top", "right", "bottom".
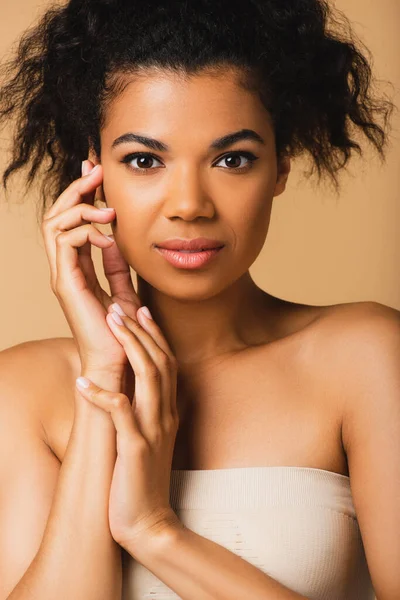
{"left": 155, "top": 237, "right": 225, "bottom": 251}
{"left": 155, "top": 246, "right": 224, "bottom": 269}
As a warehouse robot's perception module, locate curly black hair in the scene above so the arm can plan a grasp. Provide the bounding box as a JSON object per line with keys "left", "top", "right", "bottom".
{"left": 0, "top": 0, "right": 396, "bottom": 225}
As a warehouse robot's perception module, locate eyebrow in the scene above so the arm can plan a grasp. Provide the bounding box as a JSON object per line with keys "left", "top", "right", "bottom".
{"left": 111, "top": 128, "right": 266, "bottom": 152}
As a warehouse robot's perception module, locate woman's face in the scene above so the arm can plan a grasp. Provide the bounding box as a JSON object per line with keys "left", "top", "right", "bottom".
{"left": 96, "top": 68, "right": 290, "bottom": 301}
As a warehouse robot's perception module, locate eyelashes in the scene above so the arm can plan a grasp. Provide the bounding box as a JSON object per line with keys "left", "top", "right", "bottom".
{"left": 120, "top": 150, "right": 260, "bottom": 174}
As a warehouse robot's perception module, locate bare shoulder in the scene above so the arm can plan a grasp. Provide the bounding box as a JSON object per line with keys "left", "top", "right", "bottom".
{"left": 322, "top": 299, "right": 400, "bottom": 427}
{"left": 302, "top": 300, "right": 399, "bottom": 370}
{"left": 303, "top": 299, "right": 400, "bottom": 418}
{"left": 0, "top": 337, "right": 79, "bottom": 449}
{"left": 315, "top": 303, "right": 400, "bottom": 595}
{"left": 313, "top": 299, "right": 400, "bottom": 352}
{"left": 320, "top": 298, "right": 399, "bottom": 322}
{"left": 281, "top": 299, "right": 398, "bottom": 399}
{"left": 0, "top": 338, "right": 77, "bottom": 597}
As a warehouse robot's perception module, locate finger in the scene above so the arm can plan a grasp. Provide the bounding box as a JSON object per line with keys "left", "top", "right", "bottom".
{"left": 101, "top": 237, "right": 142, "bottom": 320}
{"left": 44, "top": 163, "right": 104, "bottom": 220}
{"left": 81, "top": 160, "right": 98, "bottom": 208}
{"left": 54, "top": 223, "right": 114, "bottom": 298}
{"left": 106, "top": 311, "right": 165, "bottom": 434}
{"left": 110, "top": 304, "right": 176, "bottom": 360}
{"left": 134, "top": 307, "right": 178, "bottom": 421}
{"left": 42, "top": 203, "right": 116, "bottom": 289}
{"left": 136, "top": 307, "right": 176, "bottom": 360}
{"left": 79, "top": 161, "right": 139, "bottom": 316}
{"left": 75, "top": 376, "right": 142, "bottom": 450}
{"left": 74, "top": 208, "right": 114, "bottom": 298}
{"left": 111, "top": 305, "right": 178, "bottom": 419}
{"left": 76, "top": 161, "right": 107, "bottom": 280}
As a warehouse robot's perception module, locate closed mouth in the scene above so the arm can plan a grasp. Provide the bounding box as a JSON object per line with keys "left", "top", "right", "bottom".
{"left": 158, "top": 247, "right": 223, "bottom": 252}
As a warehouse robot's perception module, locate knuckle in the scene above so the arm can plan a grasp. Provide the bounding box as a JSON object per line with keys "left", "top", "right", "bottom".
{"left": 147, "top": 425, "right": 164, "bottom": 446}
{"left": 42, "top": 206, "right": 56, "bottom": 221}
{"left": 169, "top": 355, "right": 178, "bottom": 369}
{"left": 55, "top": 276, "right": 70, "bottom": 296}
{"left": 41, "top": 217, "right": 51, "bottom": 232}
{"left": 54, "top": 278, "right": 64, "bottom": 294}
{"left": 55, "top": 231, "right": 67, "bottom": 245}
{"left": 163, "top": 413, "right": 178, "bottom": 432}
{"left": 146, "top": 364, "right": 161, "bottom": 381}
{"left": 158, "top": 351, "right": 170, "bottom": 368}
{"left": 112, "top": 394, "right": 129, "bottom": 409}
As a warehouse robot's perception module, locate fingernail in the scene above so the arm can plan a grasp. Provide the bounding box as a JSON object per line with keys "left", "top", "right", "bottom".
{"left": 90, "top": 164, "right": 100, "bottom": 175}
{"left": 112, "top": 302, "right": 126, "bottom": 316}
{"left": 76, "top": 376, "right": 90, "bottom": 388}
{"left": 111, "top": 311, "right": 124, "bottom": 325}
{"left": 100, "top": 207, "right": 115, "bottom": 211}
{"left": 81, "top": 160, "right": 89, "bottom": 176}
{"left": 140, "top": 306, "right": 153, "bottom": 320}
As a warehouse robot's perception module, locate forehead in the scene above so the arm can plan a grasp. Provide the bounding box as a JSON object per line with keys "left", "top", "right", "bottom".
{"left": 101, "top": 67, "right": 273, "bottom": 138}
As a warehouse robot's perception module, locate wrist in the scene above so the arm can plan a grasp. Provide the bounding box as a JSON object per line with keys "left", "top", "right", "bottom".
{"left": 124, "top": 510, "right": 184, "bottom": 560}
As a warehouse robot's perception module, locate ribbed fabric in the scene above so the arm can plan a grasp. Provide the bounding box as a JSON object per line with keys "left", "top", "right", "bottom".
{"left": 121, "top": 467, "right": 375, "bottom": 600}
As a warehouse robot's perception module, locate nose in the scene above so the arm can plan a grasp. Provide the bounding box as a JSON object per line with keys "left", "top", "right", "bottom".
{"left": 162, "top": 163, "right": 215, "bottom": 221}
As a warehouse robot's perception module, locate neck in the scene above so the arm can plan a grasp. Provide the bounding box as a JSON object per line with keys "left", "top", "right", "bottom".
{"left": 136, "top": 271, "right": 280, "bottom": 369}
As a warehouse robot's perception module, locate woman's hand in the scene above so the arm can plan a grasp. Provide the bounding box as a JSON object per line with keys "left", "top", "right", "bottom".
{"left": 41, "top": 159, "right": 142, "bottom": 383}
{"left": 75, "top": 304, "right": 182, "bottom": 554}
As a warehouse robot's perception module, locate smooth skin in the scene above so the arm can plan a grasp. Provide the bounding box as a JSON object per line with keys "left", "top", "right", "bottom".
{"left": 95, "top": 66, "right": 291, "bottom": 367}
{"left": 0, "top": 66, "right": 399, "bottom": 599}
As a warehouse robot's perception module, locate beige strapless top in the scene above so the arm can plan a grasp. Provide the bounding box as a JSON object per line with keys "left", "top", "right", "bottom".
{"left": 121, "top": 466, "right": 375, "bottom": 600}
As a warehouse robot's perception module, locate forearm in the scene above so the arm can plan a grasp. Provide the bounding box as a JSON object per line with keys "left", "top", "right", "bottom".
{"left": 132, "top": 525, "right": 310, "bottom": 600}
{"left": 7, "top": 370, "right": 123, "bottom": 600}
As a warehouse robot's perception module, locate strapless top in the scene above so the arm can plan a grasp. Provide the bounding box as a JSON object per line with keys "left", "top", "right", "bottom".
{"left": 121, "top": 466, "right": 375, "bottom": 600}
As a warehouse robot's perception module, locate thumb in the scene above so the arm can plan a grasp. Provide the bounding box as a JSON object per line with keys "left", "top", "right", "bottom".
{"left": 101, "top": 235, "right": 141, "bottom": 316}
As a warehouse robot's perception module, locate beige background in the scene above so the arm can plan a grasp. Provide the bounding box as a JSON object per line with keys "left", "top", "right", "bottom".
{"left": 0, "top": 0, "right": 399, "bottom": 352}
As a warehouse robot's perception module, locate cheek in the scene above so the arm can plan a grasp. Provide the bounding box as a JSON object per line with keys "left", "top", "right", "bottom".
{"left": 242, "top": 204, "right": 272, "bottom": 262}
{"left": 110, "top": 206, "right": 152, "bottom": 267}
{"left": 226, "top": 185, "right": 273, "bottom": 252}
{"left": 241, "top": 197, "right": 271, "bottom": 229}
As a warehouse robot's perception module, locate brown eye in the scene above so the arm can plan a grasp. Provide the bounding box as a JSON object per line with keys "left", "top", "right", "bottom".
{"left": 121, "top": 149, "right": 259, "bottom": 174}
{"left": 224, "top": 155, "right": 242, "bottom": 168}
{"left": 122, "top": 152, "right": 163, "bottom": 171}
{"left": 215, "top": 151, "right": 259, "bottom": 171}
{"left": 134, "top": 155, "right": 155, "bottom": 168}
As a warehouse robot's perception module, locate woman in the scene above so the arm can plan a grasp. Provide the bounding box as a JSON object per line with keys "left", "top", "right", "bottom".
{"left": 0, "top": 0, "right": 398, "bottom": 598}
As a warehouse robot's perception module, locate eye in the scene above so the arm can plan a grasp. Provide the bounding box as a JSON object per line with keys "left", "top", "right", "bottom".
{"left": 121, "top": 152, "right": 163, "bottom": 173}
{"left": 214, "top": 151, "right": 259, "bottom": 172}
{"left": 120, "top": 150, "right": 259, "bottom": 174}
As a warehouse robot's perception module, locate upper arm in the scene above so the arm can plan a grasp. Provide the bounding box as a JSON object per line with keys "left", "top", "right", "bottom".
{"left": 339, "top": 302, "right": 400, "bottom": 600}
{"left": 0, "top": 340, "right": 65, "bottom": 598}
